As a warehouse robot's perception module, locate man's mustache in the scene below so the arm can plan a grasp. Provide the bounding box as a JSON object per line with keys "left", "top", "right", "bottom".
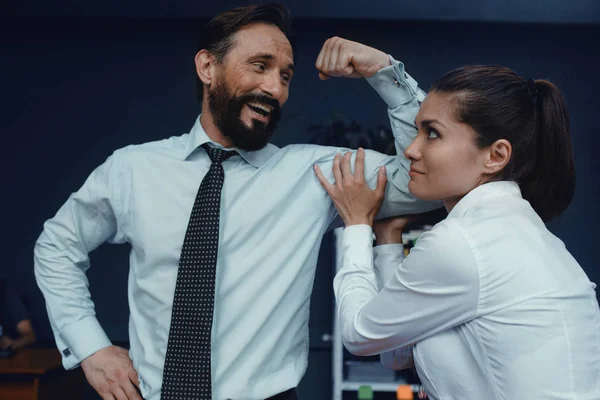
{"left": 238, "top": 93, "right": 280, "bottom": 113}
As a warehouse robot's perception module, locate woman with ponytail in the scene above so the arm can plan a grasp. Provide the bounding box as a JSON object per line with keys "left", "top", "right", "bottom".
{"left": 314, "top": 66, "right": 600, "bottom": 399}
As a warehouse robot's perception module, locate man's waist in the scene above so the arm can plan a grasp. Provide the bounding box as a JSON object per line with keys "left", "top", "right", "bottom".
{"left": 132, "top": 347, "right": 307, "bottom": 400}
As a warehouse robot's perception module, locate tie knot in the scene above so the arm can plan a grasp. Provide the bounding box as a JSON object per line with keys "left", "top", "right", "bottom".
{"left": 202, "top": 144, "right": 237, "bottom": 164}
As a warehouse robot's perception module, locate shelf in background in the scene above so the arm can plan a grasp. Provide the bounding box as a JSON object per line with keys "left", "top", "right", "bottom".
{"left": 341, "top": 380, "right": 421, "bottom": 392}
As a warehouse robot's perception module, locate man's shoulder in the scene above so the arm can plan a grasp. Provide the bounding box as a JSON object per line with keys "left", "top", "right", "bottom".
{"left": 275, "top": 143, "right": 341, "bottom": 157}
{"left": 246, "top": 142, "right": 332, "bottom": 163}
{"left": 111, "top": 133, "right": 189, "bottom": 162}
{"left": 261, "top": 142, "right": 280, "bottom": 155}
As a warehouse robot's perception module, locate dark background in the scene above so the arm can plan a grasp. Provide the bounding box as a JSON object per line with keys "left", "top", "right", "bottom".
{"left": 2, "top": 0, "right": 599, "bottom": 398}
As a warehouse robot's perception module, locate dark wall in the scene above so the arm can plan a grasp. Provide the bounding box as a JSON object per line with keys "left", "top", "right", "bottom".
{"left": 3, "top": 16, "right": 599, "bottom": 399}
{"left": 6, "top": 0, "right": 600, "bottom": 23}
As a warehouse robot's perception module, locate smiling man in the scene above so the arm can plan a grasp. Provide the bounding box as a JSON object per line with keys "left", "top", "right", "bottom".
{"left": 198, "top": 21, "right": 292, "bottom": 151}
{"left": 33, "top": 3, "right": 437, "bottom": 400}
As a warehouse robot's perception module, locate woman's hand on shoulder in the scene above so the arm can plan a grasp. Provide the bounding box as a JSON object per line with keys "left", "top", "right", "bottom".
{"left": 314, "top": 148, "right": 387, "bottom": 227}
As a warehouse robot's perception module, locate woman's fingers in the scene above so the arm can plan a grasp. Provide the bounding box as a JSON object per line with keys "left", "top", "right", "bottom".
{"left": 332, "top": 153, "right": 343, "bottom": 185}
{"left": 314, "top": 164, "right": 335, "bottom": 196}
{"left": 354, "top": 148, "right": 366, "bottom": 180}
{"left": 341, "top": 151, "right": 352, "bottom": 181}
{"left": 375, "top": 165, "right": 387, "bottom": 198}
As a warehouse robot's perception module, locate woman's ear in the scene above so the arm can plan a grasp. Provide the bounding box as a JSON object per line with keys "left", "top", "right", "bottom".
{"left": 195, "top": 50, "right": 215, "bottom": 87}
{"left": 484, "top": 139, "right": 512, "bottom": 174}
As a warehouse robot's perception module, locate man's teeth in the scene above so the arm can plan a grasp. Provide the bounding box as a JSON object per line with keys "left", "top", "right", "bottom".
{"left": 248, "top": 102, "right": 273, "bottom": 114}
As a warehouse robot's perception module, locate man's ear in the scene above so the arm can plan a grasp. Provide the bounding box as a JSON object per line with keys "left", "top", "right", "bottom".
{"left": 483, "top": 139, "right": 512, "bottom": 175}
{"left": 195, "top": 50, "right": 215, "bottom": 87}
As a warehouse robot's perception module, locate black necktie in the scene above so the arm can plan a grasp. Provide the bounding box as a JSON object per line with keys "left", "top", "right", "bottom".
{"left": 161, "top": 144, "right": 236, "bottom": 400}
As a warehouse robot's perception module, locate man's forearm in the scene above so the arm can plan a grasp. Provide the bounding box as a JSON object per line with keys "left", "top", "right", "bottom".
{"left": 34, "top": 230, "right": 113, "bottom": 368}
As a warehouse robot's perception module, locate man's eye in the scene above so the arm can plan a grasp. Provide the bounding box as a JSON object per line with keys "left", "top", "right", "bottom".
{"left": 281, "top": 75, "right": 291, "bottom": 84}
{"left": 253, "top": 63, "right": 266, "bottom": 71}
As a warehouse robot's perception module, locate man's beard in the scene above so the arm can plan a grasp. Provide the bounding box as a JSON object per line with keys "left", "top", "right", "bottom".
{"left": 207, "top": 81, "right": 281, "bottom": 151}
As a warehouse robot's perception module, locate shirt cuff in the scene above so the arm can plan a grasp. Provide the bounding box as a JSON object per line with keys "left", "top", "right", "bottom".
{"left": 365, "top": 55, "right": 426, "bottom": 108}
{"left": 374, "top": 244, "right": 404, "bottom": 287}
{"left": 61, "top": 316, "right": 112, "bottom": 366}
{"left": 374, "top": 243, "right": 404, "bottom": 259}
{"left": 342, "top": 224, "right": 374, "bottom": 269}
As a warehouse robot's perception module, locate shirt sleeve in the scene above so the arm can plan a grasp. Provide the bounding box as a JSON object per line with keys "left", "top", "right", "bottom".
{"left": 373, "top": 243, "right": 415, "bottom": 370}
{"left": 380, "top": 345, "right": 414, "bottom": 370}
{"left": 333, "top": 221, "right": 480, "bottom": 357}
{"left": 373, "top": 243, "right": 404, "bottom": 290}
{"left": 316, "top": 56, "right": 441, "bottom": 227}
{"left": 33, "top": 150, "right": 128, "bottom": 369}
{"left": 364, "top": 56, "right": 442, "bottom": 218}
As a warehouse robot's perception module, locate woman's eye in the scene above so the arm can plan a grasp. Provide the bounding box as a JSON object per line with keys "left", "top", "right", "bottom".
{"left": 427, "top": 128, "right": 440, "bottom": 139}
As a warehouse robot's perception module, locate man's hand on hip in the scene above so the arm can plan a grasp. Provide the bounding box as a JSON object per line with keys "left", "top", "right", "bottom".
{"left": 315, "top": 37, "right": 391, "bottom": 80}
{"left": 81, "top": 345, "right": 142, "bottom": 400}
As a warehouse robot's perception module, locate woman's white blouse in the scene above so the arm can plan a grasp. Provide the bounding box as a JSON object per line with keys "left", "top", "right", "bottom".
{"left": 335, "top": 181, "right": 600, "bottom": 399}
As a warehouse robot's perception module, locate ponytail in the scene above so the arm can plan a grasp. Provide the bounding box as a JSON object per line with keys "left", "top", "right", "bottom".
{"left": 519, "top": 80, "right": 575, "bottom": 222}
{"left": 431, "top": 66, "right": 575, "bottom": 222}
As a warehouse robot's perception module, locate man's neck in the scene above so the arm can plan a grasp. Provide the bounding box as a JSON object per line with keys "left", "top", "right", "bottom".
{"left": 199, "top": 112, "right": 234, "bottom": 148}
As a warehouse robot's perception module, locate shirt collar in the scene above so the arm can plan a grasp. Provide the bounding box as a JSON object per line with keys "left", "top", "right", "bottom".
{"left": 447, "top": 181, "right": 523, "bottom": 219}
{"left": 182, "top": 115, "right": 279, "bottom": 168}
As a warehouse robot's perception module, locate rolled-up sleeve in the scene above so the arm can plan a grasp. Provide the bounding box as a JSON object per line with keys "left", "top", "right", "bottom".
{"left": 34, "top": 150, "right": 128, "bottom": 369}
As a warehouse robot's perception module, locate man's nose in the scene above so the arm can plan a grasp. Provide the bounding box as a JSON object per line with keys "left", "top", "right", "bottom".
{"left": 260, "top": 72, "right": 284, "bottom": 100}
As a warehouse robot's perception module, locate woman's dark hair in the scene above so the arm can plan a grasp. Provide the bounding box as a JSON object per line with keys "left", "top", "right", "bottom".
{"left": 196, "top": 2, "right": 294, "bottom": 102}
{"left": 430, "top": 66, "right": 575, "bottom": 222}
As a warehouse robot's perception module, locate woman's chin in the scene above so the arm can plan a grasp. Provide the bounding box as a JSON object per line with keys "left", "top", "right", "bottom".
{"left": 408, "top": 182, "right": 439, "bottom": 202}
{"left": 408, "top": 181, "right": 424, "bottom": 198}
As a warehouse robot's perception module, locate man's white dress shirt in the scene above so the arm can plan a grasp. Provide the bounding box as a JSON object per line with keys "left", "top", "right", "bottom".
{"left": 34, "top": 57, "right": 438, "bottom": 399}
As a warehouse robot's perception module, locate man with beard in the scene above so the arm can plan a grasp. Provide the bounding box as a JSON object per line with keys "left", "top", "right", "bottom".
{"left": 33, "top": 3, "right": 437, "bottom": 400}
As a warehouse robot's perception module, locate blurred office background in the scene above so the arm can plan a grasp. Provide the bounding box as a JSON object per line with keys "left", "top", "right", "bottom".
{"left": 2, "top": 0, "right": 599, "bottom": 398}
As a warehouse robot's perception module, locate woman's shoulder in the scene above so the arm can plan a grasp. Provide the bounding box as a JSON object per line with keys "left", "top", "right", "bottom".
{"left": 406, "top": 218, "right": 479, "bottom": 282}
{"left": 418, "top": 217, "right": 469, "bottom": 249}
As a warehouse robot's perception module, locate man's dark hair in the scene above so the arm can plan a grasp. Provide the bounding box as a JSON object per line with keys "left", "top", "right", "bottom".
{"left": 196, "top": 3, "right": 294, "bottom": 102}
